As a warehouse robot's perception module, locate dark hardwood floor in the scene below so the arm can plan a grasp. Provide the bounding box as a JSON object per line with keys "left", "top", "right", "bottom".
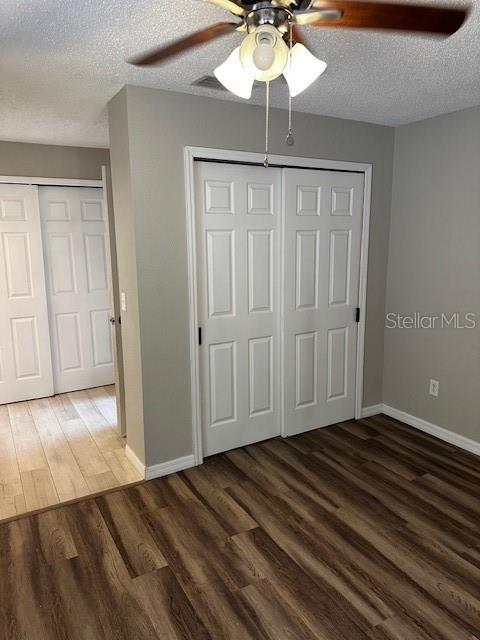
{"left": 1, "top": 413, "right": 480, "bottom": 639}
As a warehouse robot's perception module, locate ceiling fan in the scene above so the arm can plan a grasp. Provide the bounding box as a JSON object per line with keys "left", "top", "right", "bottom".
{"left": 129, "top": 0, "right": 468, "bottom": 165}
{"left": 129, "top": 0, "right": 469, "bottom": 99}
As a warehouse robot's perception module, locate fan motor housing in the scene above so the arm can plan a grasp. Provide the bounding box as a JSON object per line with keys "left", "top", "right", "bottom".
{"left": 245, "top": 5, "right": 292, "bottom": 32}
{"left": 240, "top": 0, "right": 313, "bottom": 9}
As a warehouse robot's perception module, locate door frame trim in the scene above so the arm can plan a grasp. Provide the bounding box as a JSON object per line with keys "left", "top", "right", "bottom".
{"left": 184, "top": 146, "right": 372, "bottom": 465}
{"left": 0, "top": 176, "right": 102, "bottom": 187}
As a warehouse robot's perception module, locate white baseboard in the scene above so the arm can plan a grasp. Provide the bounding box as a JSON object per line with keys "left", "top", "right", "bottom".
{"left": 126, "top": 447, "right": 196, "bottom": 481}
{"left": 129, "top": 405, "right": 480, "bottom": 483}
{"left": 381, "top": 404, "right": 480, "bottom": 457}
{"left": 361, "top": 404, "right": 383, "bottom": 418}
{"left": 145, "top": 454, "right": 196, "bottom": 480}
{"left": 125, "top": 445, "right": 146, "bottom": 478}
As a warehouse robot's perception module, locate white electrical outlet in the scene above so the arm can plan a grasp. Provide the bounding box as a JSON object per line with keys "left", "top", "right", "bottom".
{"left": 121, "top": 292, "right": 127, "bottom": 312}
{"left": 429, "top": 379, "right": 439, "bottom": 397}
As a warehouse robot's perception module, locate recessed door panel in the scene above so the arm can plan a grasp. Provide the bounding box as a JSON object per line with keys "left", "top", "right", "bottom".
{"left": 11, "top": 316, "right": 40, "bottom": 380}
{"left": 209, "top": 341, "right": 236, "bottom": 426}
{"left": 331, "top": 187, "right": 353, "bottom": 216}
{"left": 327, "top": 327, "right": 348, "bottom": 400}
{"left": 207, "top": 230, "right": 235, "bottom": 318}
{"left": 48, "top": 232, "right": 76, "bottom": 295}
{"left": 81, "top": 199, "right": 103, "bottom": 221}
{"left": 0, "top": 185, "right": 53, "bottom": 404}
{"left": 90, "top": 309, "right": 113, "bottom": 367}
{"left": 84, "top": 233, "right": 108, "bottom": 292}
{"left": 1, "top": 198, "right": 27, "bottom": 221}
{"left": 56, "top": 312, "right": 83, "bottom": 372}
{"left": 248, "top": 229, "right": 272, "bottom": 313}
{"left": 329, "top": 229, "right": 351, "bottom": 306}
{"left": 249, "top": 336, "right": 273, "bottom": 416}
{"left": 39, "top": 186, "right": 114, "bottom": 394}
{"left": 45, "top": 200, "right": 70, "bottom": 221}
{"left": 248, "top": 183, "right": 274, "bottom": 215}
{"left": 296, "top": 186, "right": 321, "bottom": 216}
{"left": 295, "top": 331, "right": 318, "bottom": 408}
{"left": 205, "top": 180, "right": 234, "bottom": 214}
{"left": 2, "top": 232, "right": 33, "bottom": 299}
{"left": 295, "top": 230, "right": 319, "bottom": 310}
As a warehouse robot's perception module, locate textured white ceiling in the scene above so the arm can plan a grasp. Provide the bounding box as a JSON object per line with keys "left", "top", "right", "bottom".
{"left": 0, "top": 0, "right": 478, "bottom": 147}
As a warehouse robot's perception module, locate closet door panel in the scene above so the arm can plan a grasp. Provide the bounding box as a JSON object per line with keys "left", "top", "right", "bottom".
{"left": 283, "top": 168, "right": 364, "bottom": 435}
{"left": 0, "top": 184, "right": 53, "bottom": 404}
{"left": 40, "top": 186, "right": 114, "bottom": 394}
{"left": 196, "top": 161, "right": 282, "bottom": 456}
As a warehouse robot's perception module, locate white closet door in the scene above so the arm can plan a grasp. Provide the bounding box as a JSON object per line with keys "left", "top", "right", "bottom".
{"left": 283, "top": 168, "right": 364, "bottom": 435}
{"left": 0, "top": 184, "right": 54, "bottom": 404}
{"left": 196, "top": 161, "right": 281, "bottom": 456}
{"left": 39, "top": 186, "right": 114, "bottom": 394}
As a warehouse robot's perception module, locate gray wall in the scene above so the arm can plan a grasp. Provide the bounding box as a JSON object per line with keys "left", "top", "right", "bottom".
{"left": 109, "top": 90, "right": 146, "bottom": 462}
{"left": 109, "top": 85, "right": 394, "bottom": 467}
{"left": 384, "top": 107, "right": 480, "bottom": 442}
{"left": 0, "top": 141, "right": 109, "bottom": 179}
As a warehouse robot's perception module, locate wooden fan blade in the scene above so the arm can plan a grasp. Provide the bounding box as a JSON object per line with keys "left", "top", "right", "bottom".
{"left": 203, "top": 0, "right": 246, "bottom": 17}
{"left": 291, "top": 24, "right": 309, "bottom": 47}
{"left": 283, "top": 25, "right": 317, "bottom": 55}
{"left": 294, "top": 8, "right": 343, "bottom": 24}
{"left": 308, "top": 1, "right": 468, "bottom": 35}
{"left": 130, "top": 22, "right": 240, "bottom": 67}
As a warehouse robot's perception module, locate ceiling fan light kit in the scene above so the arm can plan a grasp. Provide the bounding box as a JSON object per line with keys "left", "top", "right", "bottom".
{"left": 214, "top": 22, "right": 327, "bottom": 98}
{"left": 130, "top": 0, "right": 469, "bottom": 163}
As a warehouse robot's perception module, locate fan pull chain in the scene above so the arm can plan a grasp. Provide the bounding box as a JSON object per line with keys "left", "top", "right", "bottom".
{"left": 264, "top": 80, "right": 270, "bottom": 168}
{"left": 286, "top": 93, "right": 294, "bottom": 146}
{"left": 286, "top": 22, "right": 294, "bottom": 147}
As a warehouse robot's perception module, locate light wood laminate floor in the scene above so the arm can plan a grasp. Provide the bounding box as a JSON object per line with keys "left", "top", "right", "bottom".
{"left": 1, "top": 413, "right": 479, "bottom": 639}
{"left": 0, "top": 385, "right": 142, "bottom": 521}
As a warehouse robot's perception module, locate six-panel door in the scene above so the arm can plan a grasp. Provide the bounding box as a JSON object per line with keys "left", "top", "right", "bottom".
{"left": 196, "top": 162, "right": 282, "bottom": 456}
{"left": 283, "top": 168, "right": 364, "bottom": 435}
{"left": 0, "top": 184, "right": 54, "bottom": 404}
{"left": 39, "top": 186, "right": 114, "bottom": 394}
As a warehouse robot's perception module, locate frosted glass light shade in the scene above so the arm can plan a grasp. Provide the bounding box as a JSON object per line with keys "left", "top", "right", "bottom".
{"left": 214, "top": 47, "right": 254, "bottom": 99}
{"left": 283, "top": 44, "right": 327, "bottom": 97}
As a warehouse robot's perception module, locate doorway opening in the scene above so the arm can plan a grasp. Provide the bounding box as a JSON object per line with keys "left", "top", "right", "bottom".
{"left": 0, "top": 173, "right": 141, "bottom": 522}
